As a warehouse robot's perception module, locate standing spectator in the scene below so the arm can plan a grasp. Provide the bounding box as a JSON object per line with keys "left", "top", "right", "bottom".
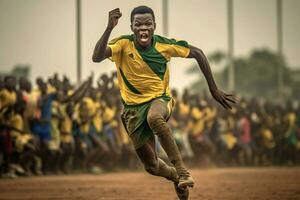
{"left": 0, "top": 76, "right": 17, "bottom": 177}
{"left": 237, "top": 109, "right": 252, "bottom": 166}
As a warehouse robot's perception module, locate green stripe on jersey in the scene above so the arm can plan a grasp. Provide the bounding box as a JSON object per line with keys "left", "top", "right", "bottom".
{"left": 135, "top": 36, "right": 168, "bottom": 80}
{"left": 154, "top": 35, "right": 189, "bottom": 48}
{"left": 119, "top": 68, "right": 142, "bottom": 95}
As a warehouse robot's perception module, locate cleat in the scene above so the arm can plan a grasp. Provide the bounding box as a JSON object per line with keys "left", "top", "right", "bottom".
{"left": 178, "top": 174, "right": 194, "bottom": 189}
{"left": 174, "top": 181, "right": 189, "bottom": 200}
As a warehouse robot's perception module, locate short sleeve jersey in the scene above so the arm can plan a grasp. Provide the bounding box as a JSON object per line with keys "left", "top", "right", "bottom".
{"left": 0, "top": 89, "right": 17, "bottom": 110}
{"left": 108, "top": 34, "right": 190, "bottom": 105}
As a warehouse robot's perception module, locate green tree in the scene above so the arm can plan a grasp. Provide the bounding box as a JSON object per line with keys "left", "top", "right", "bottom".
{"left": 186, "top": 50, "right": 226, "bottom": 92}
{"left": 187, "top": 48, "right": 292, "bottom": 99}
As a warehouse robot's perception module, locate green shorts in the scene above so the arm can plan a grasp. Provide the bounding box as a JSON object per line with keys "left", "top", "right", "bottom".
{"left": 121, "top": 96, "right": 173, "bottom": 149}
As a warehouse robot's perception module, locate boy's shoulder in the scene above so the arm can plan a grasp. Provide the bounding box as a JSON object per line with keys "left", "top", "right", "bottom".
{"left": 154, "top": 35, "right": 189, "bottom": 48}
{"left": 109, "top": 34, "right": 134, "bottom": 45}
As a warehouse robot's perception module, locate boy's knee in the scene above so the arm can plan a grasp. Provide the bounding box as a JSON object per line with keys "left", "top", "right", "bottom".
{"left": 147, "top": 113, "right": 164, "bottom": 129}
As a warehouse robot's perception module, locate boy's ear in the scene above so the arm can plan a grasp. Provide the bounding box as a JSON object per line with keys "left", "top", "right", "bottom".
{"left": 130, "top": 24, "right": 133, "bottom": 32}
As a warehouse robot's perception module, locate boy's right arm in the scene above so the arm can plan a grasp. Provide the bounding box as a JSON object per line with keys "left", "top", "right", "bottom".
{"left": 92, "top": 8, "right": 122, "bottom": 63}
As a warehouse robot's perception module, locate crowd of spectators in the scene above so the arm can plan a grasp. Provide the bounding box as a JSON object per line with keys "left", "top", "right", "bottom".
{"left": 169, "top": 89, "right": 300, "bottom": 167}
{"left": 0, "top": 73, "right": 299, "bottom": 178}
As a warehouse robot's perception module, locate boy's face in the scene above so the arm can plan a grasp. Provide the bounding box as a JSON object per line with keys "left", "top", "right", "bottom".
{"left": 5, "top": 77, "right": 16, "bottom": 90}
{"left": 131, "top": 13, "right": 156, "bottom": 48}
{"left": 39, "top": 82, "right": 47, "bottom": 94}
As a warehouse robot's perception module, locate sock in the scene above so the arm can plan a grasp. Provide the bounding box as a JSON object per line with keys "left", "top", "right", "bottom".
{"left": 148, "top": 115, "right": 188, "bottom": 176}
{"left": 157, "top": 158, "right": 178, "bottom": 182}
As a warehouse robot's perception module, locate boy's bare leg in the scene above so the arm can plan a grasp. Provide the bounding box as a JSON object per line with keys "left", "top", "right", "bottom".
{"left": 136, "top": 136, "right": 178, "bottom": 182}
{"left": 147, "top": 99, "right": 194, "bottom": 188}
{"left": 136, "top": 136, "right": 189, "bottom": 200}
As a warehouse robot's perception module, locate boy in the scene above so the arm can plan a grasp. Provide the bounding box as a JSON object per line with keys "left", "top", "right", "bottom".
{"left": 92, "top": 6, "right": 235, "bottom": 199}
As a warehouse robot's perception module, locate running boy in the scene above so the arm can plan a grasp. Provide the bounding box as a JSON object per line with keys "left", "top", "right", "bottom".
{"left": 92, "top": 6, "right": 235, "bottom": 200}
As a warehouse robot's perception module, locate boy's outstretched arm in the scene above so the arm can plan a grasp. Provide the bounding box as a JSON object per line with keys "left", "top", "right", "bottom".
{"left": 92, "top": 8, "right": 122, "bottom": 63}
{"left": 187, "top": 45, "right": 236, "bottom": 109}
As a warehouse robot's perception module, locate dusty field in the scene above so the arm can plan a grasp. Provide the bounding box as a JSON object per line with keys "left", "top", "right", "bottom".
{"left": 0, "top": 167, "right": 300, "bottom": 200}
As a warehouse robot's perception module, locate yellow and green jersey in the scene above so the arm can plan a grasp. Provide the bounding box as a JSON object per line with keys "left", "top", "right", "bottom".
{"left": 0, "top": 88, "right": 17, "bottom": 110}
{"left": 108, "top": 34, "right": 190, "bottom": 105}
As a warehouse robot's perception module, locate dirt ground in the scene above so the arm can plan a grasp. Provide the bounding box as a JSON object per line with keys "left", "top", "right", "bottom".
{"left": 0, "top": 167, "right": 300, "bottom": 200}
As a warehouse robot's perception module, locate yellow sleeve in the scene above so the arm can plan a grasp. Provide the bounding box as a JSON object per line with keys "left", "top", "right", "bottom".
{"left": 169, "top": 42, "right": 190, "bottom": 58}
{"left": 108, "top": 37, "right": 124, "bottom": 63}
{"left": 155, "top": 35, "right": 190, "bottom": 59}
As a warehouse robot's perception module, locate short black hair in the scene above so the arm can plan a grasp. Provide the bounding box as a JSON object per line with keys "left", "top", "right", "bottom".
{"left": 4, "top": 75, "right": 15, "bottom": 82}
{"left": 130, "top": 5, "right": 155, "bottom": 23}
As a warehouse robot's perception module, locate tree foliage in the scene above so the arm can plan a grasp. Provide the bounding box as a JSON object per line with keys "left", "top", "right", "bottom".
{"left": 187, "top": 49, "right": 293, "bottom": 99}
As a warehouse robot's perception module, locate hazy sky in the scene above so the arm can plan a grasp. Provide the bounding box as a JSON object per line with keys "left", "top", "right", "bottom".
{"left": 0, "top": 0, "right": 299, "bottom": 92}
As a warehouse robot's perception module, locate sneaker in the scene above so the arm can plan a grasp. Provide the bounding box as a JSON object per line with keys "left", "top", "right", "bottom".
{"left": 88, "top": 166, "right": 103, "bottom": 174}
{"left": 34, "top": 170, "right": 43, "bottom": 176}
{"left": 178, "top": 173, "right": 194, "bottom": 189}
{"left": 174, "top": 181, "right": 189, "bottom": 200}
{"left": 2, "top": 172, "right": 18, "bottom": 179}
{"left": 10, "top": 164, "right": 25, "bottom": 175}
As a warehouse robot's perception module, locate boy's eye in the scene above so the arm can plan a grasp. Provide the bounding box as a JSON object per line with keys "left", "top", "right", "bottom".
{"left": 134, "top": 22, "right": 153, "bottom": 27}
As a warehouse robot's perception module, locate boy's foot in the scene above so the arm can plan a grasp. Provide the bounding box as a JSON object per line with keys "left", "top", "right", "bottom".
{"left": 174, "top": 181, "right": 189, "bottom": 200}
{"left": 178, "top": 172, "right": 194, "bottom": 189}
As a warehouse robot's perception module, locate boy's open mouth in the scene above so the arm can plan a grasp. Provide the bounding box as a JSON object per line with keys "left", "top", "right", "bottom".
{"left": 139, "top": 32, "right": 150, "bottom": 44}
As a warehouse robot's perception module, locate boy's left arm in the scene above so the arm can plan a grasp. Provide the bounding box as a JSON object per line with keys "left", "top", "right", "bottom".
{"left": 187, "top": 45, "right": 235, "bottom": 110}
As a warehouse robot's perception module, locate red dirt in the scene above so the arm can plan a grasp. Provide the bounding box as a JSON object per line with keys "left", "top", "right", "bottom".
{"left": 0, "top": 167, "right": 300, "bottom": 200}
